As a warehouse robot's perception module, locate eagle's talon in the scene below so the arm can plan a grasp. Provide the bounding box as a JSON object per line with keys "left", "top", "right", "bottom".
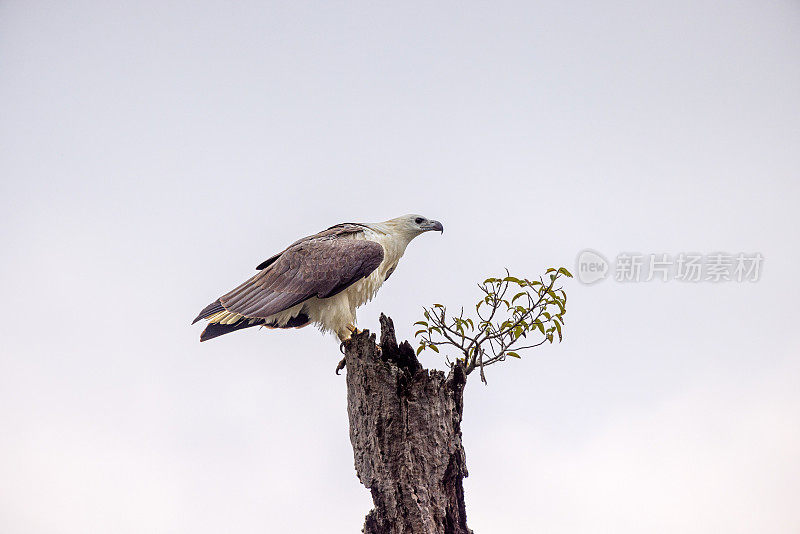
{"left": 335, "top": 357, "right": 346, "bottom": 374}
{"left": 346, "top": 323, "right": 362, "bottom": 335}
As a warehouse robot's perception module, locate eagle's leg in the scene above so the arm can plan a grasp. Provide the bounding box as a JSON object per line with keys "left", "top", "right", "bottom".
{"left": 338, "top": 323, "right": 363, "bottom": 340}
{"left": 335, "top": 324, "right": 360, "bottom": 374}
{"left": 347, "top": 323, "right": 362, "bottom": 335}
{"left": 335, "top": 323, "right": 381, "bottom": 374}
{"left": 336, "top": 323, "right": 360, "bottom": 342}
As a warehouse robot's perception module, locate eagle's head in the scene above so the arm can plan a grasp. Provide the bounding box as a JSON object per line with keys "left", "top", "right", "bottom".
{"left": 384, "top": 214, "right": 444, "bottom": 239}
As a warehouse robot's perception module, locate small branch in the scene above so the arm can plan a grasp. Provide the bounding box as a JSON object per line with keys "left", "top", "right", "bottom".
{"left": 412, "top": 267, "right": 571, "bottom": 384}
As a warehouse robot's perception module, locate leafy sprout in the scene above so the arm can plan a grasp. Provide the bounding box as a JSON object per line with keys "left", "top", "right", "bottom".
{"left": 414, "top": 267, "right": 572, "bottom": 384}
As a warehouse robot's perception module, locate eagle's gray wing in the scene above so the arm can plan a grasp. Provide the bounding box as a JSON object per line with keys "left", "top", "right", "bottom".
{"left": 215, "top": 231, "right": 384, "bottom": 319}
{"left": 254, "top": 223, "right": 370, "bottom": 270}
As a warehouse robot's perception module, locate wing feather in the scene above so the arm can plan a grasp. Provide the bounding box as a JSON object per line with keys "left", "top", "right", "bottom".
{"left": 252, "top": 223, "right": 368, "bottom": 270}
{"left": 218, "top": 235, "right": 384, "bottom": 319}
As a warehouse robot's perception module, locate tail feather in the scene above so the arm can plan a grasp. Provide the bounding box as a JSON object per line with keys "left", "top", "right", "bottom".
{"left": 192, "top": 298, "right": 226, "bottom": 324}
{"left": 200, "top": 318, "right": 265, "bottom": 342}
{"left": 198, "top": 312, "right": 311, "bottom": 342}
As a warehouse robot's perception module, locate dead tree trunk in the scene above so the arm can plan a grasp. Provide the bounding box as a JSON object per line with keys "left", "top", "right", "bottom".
{"left": 343, "top": 314, "right": 472, "bottom": 534}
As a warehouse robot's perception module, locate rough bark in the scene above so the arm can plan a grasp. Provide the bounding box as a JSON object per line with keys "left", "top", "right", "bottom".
{"left": 343, "top": 314, "right": 472, "bottom": 534}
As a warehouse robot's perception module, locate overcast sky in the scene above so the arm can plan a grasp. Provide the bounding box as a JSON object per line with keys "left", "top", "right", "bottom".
{"left": 1, "top": 1, "right": 799, "bottom": 532}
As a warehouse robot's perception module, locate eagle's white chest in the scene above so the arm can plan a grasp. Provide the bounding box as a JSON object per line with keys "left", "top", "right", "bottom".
{"left": 344, "top": 229, "right": 408, "bottom": 309}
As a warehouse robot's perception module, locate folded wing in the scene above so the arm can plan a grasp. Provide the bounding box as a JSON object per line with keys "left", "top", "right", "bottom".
{"left": 198, "top": 235, "right": 384, "bottom": 323}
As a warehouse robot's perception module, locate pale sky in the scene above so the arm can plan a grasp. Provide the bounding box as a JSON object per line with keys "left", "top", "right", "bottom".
{"left": 1, "top": 1, "right": 799, "bottom": 532}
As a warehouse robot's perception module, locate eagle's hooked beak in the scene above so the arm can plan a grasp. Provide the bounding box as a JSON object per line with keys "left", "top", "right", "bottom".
{"left": 426, "top": 220, "right": 444, "bottom": 234}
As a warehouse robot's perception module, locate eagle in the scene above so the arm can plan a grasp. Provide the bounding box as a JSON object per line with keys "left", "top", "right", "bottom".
{"left": 192, "top": 214, "right": 444, "bottom": 342}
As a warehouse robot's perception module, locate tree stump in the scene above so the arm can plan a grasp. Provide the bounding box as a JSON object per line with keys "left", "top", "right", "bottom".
{"left": 343, "top": 314, "right": 472, "bottom": 534}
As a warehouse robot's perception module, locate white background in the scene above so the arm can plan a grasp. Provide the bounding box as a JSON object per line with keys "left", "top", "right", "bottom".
{"left": 2, "top": 1, "right": 798, "bottom": 532}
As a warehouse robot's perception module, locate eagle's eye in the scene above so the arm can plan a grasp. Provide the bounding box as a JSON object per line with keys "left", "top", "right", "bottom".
{"left": 414, "top": 217, "right": 424, "bottom": 225}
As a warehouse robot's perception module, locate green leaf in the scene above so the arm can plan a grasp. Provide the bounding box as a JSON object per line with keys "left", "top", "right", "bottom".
{"left": 507, "top": 351, "right": 521, "bottom": 359}
{"left": 429, "top": 344, "right": 440, "bottom": 353}
{"left": 558, "top": 267, "right": 573, "bottom": 278}
{"left": 414, "top": 321, "right": 428, "bottom": 327}
{"left": 414, "top": 329, "right": 427, "bottom": 337}
{"left": 416, "top": 345, "right": 424, "bottom": 356}
{"left": 554, "top": 320, "right": 563, "bottom": 341}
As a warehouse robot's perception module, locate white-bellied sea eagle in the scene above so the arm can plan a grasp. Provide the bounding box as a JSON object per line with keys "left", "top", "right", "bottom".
{"left": 192, "top": 214, "right": 443, "bottom": 342}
